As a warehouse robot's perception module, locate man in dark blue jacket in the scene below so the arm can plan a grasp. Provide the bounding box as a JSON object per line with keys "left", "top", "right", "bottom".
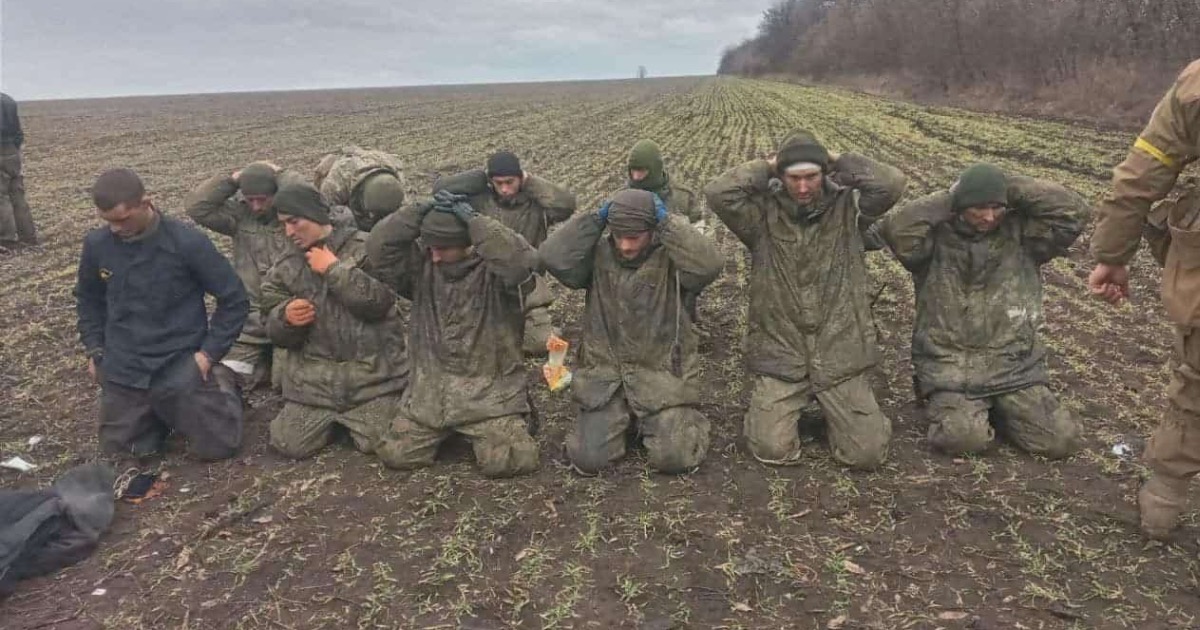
{"left": 74, "top": 168, "right": 249, "bottom": 460}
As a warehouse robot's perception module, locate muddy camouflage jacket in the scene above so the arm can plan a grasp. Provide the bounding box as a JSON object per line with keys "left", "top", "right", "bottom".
{"left": 1093, "top": 59, "right": 1200, "bottom": 267}
{"left": 185, "top": 172, "right": 304, "bottom": 342}
{"left": 313, "top": 146, "right": 407, "bottom": 231}
{"left": 705, "top": 153, "right": 906, "bottom": 390}
{"left": 433, "top": 169, "right": 577, "bottom": 248}
{"left": 366, "top": 204, "right": 538, "bottom": 428}
{"left": 539, "top": 212, "right": 723, "bottom": 414}
{"left": 867, "top": 177, "right": 1086, "bottom": 399}
{"left": 260, "top": 226, "right": 407, "bottom": 411}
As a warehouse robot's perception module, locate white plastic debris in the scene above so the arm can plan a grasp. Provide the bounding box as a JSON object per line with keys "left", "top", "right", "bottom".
{"left": 27, "top": 436, "right": 43, "bottom": 447}
{"left": 1, "top": 457, "right": 37, "bottom": 472}
{"left": 1112, "top": 443, "right": 1132, "bottom": 458}
{"left": 91, "top": 588, "right": 107, "bottom": 596}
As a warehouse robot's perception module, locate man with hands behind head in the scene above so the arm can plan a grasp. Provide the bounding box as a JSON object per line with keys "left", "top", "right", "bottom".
{"left": 186, "top": 161, "right": 304, "bottom": 390}
{"left": 367, "top": 187, "right": 541, "bottom": 478}
{"left": 540, "top": 189, "right": 722, "bottom": 475}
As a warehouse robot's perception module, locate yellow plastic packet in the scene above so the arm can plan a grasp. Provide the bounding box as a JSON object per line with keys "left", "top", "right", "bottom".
{"left": 542, "top": 334, "right": 573, "bottom": 392}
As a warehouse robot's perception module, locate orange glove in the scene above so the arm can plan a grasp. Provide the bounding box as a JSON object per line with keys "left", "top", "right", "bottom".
{"left": 305, "top": 245, "right": 338, "bottom": 275}
{"left": 285, "top": 299, "right": 316, "bottom": 326}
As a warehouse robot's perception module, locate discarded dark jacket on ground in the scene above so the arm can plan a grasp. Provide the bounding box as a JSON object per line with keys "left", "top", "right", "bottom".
{"left": 0, "top": 463, "right": 117, "bottom": 598}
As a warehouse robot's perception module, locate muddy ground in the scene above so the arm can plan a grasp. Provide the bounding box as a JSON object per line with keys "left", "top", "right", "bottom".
{"left": 0, "top": 77, "right": 1196, "bottom": 629}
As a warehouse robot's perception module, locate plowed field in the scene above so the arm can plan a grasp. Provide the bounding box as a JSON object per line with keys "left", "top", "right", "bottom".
{"left": 0, "top": 77, "right": 1194, "bottom": 629}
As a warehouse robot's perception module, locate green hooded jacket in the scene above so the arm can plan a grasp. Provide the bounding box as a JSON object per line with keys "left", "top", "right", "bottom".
{"left": 185, "top": 170, "right": 306, "bottom": 342}
{"left": 260, "top": 226, "right": 408, "bottom": 411}
{"left": 704, "top": 153, "right": 907, "bottom": 390}
{"left": 539, "top": 211, "right": 723, "bottom": 414}
{"left": 865, "top": 175, "right": 1086, "bottom": 399}
{"left": 366, "top": 203, "right": 539, "bottom": 428}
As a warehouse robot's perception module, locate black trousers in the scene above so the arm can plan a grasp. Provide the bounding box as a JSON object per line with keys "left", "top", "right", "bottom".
{"left": 98, "top": 353, "right": 243, "bottom": 461}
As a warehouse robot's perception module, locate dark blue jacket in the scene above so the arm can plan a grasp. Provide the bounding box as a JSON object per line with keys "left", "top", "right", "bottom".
{"left": 74, "top": 214, "right": 249, "bottom": 389}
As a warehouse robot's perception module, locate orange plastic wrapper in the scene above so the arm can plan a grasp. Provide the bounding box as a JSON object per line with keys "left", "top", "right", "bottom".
{"left": 542, "top": 334, "right": 573, "bottom": 392}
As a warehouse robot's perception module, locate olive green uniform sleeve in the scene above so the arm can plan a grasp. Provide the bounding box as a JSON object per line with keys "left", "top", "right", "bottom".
{"left": 868, "top": 191, "right": 954, "bottom": 271}
{"left": 524, "top": 175, "right": 578, "bottom": 225}
{"left": 184, "top": 174, "right": 241, "bottom": 236}
{"left": 1007, "top": 175, "right": 1088, "bottom": 264}
{"left": 261, "top": 261, "right": 311, "bottom": 350}
{"left": 830, "top": 152, "right": 908, "bottom": 221}
{"left": 704, "top": 160, "right": 771, "bottom": 247}
{"left": 539, "top": 211, "right": 603, "bottom": 290}
{"left": 366, "top": 200, "right": 426, "bottom": 299}
{"left": 657, "top": 214, "right": 723, "bottom": 292}
{"left": 1092, "top": 60, "right": 1200, "bottom": 265}
{"left": 324, "top": 236, "right": 397, "bottom": 323}
{"left": 467, "top": 214, "right": 539, "bottom": 289}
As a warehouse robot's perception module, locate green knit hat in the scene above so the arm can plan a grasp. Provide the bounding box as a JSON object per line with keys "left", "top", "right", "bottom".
{"left": 628, "top": 140, "right": 667, "bottom": 191}
{"left": 272, "top": 183, "right": 331, "bottom": 225}
{"left": 239, "top": 163, "right": 278, "bottom": 197}
{"left": 420, "top": 210, "right": 470, "bottom": 248}
{"left": 359, "top": 172, "right": 405, "bottom": 216}
{"left": 776, "top": 131, "right": 830, "bottom": 173}
{"left": 952, "top": 163, "right": 1008, "bottom": 212}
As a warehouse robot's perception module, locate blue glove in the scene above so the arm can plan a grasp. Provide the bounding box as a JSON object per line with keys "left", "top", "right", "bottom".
{"left": 652, "top": 194, "right": 669, "bottom": 223}
{"left": 597, "top": 201, "right": 612, "bottom": 223}
{"left": 435, "top": 198, "right": 478, "bottom": 223}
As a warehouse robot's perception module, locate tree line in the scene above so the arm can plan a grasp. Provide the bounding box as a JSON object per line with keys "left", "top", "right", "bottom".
{"left": 719, "top": 0, "right": 1200, "bottom": 125}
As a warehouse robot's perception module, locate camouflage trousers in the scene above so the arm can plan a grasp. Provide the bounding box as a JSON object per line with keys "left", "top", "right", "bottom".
{"left": 269, "top": 395, "right": 397, "bottom": 460}
{"left": 565, "top": 388, "right": 711, "bottom": 475}
{"left": 926, "top": 385, "right": 1079, "bottom": 459}
{"left": 744, "top": 374, "right": 891, "bottom": 470}
{"left": 1146, "top": 326, "right": 1200, "bottom": 480}
{"left": 99, "top": 353, "right": 243, "bottom": 461}
{"left": 523, "top": 274, "right": 557, "bottom": 357}
{"left": 376, "top": 414, "right": 539, "bottom": 478}
{"left": 0, "top": 146, "right": 36, "bottom": 244}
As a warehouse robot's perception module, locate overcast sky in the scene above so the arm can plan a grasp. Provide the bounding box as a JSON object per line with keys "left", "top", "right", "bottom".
{"left": 0, "top": 0, "right": 771, "bottom": 100}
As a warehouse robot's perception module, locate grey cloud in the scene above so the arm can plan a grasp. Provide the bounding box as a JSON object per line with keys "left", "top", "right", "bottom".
{"left": 1, "top": 0, "right": 772, "bottom": 99}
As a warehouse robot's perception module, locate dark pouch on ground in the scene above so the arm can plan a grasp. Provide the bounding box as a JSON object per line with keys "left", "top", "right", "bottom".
{"left": 122, "top": 473, "right": 158, "bottom": 499}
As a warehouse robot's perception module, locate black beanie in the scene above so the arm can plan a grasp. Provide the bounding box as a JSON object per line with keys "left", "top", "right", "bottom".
{"left": 486, "top": 151, "right": 523, "bottom": 178}
{"left": 272, "top": 183, "right": 331, "bottom": 225}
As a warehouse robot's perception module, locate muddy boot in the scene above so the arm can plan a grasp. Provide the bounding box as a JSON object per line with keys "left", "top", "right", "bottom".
{"left": 1138, "top": 474, "right": 1190, "bottom": 540}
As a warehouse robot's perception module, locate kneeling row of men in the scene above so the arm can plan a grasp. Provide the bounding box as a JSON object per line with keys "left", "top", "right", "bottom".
{"left": 74, "top": 131, "right": 1089, "bottom": 479}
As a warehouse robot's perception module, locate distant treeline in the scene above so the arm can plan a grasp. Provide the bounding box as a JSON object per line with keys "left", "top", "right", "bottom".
{"left": 719, "top": 0, "right": 1200, "bottom": 126}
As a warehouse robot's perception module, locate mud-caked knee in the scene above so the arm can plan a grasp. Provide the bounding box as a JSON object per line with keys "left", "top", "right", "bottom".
{"left": 566, "top": 436, "right": 611, "bottom": 475}
{"left": 477, "top": 433, "right": 539, "bottom": 478}
{"left": 927, "top": 403, "right": 994, "bottom": 456}
{"left": 644, "top": 409, "right": 711, "bottom": 474}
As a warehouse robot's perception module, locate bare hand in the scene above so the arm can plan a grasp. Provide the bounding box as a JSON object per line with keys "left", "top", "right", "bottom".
{"left": 194, "top": 351, "right": 212, "bottom": 382}
{"left": 285, "top": 298, "right": 317, "bottom": 327}
{"left": 87, "top": 357, "right": 98, "bottom": 383}
{"left": 305, "top": 245, "right": 338, "bottom": 274}
{"left": 766, "top": 154, "right": 778, "bottom": 175}
{"left": 231, "top": 169, "right": 242, "bottom": 182}
{"left": 1088, "top": 263, "right": 1130, "bottom": 305}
